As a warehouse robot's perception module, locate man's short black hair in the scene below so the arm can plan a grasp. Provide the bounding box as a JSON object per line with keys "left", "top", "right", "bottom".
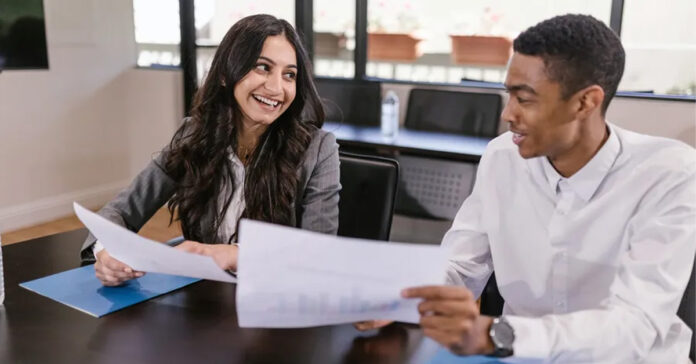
{"left": 513, "top": 14, "right": 625, "bottom": 115}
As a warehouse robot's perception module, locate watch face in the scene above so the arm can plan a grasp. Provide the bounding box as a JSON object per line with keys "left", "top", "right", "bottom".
{"left": 492, "top": 318, "right": 514, "bottom": 348}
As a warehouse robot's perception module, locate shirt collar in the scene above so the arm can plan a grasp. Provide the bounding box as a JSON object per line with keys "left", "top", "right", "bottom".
{"left": 541, "top": 123, "right": 620, "bottom": 202}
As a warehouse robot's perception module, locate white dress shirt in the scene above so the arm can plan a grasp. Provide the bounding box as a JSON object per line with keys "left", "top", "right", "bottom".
{"left": 444, "top": 123, "right": 696, "bottom": 363}
{"left": 93, "top": 152, "right": 246, "bottom": 255}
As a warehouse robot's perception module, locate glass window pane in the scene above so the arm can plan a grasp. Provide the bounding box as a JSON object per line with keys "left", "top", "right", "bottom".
{"left": 314, "top": 0, "right": 356, "bottom": 78}
{"left": 194, "top": 0, "right": 294, "bottom": 46}
{"left": 194, "top": 0, "right": 295, "bottom": 83}
{"left": 621, "top": 1, "right": 696, "bottom": 95}
{"left": 133, "top": 0, "right": 180, "bottom": 67}
{"left": 366, "top": 0, "right": 611, "bottom": 84}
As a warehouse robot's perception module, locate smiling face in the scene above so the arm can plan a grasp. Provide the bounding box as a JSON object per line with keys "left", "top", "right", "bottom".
{"left": 502, "top": 53, "right": 581, "bottom": 160}
{"left": 233, "top": 34, "right": 298, "bottom": 130}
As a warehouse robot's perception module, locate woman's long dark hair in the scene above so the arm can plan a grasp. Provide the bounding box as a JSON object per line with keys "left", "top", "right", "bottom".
{"left": 163, "top": 14, "right": 325, "bottom": 243}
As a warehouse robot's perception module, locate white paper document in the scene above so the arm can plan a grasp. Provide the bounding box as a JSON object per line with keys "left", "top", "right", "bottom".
{"left": 236, "top": 219, "right": 448, "bottom": 328}
{"left": 73, "top": 202, "right": 236, "bottom": 283}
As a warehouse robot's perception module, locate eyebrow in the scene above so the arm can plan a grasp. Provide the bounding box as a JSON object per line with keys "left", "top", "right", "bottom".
{"left": 504, "top": 83, "right": 537, "bottom": 95}
{"left": 258, "top": 56, "right": 297, "bottom": 69}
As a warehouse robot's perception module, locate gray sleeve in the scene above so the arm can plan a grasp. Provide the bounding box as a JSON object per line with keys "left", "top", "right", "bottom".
{"left": 80, "top": 153, "right": 177, "bottom": 264}
{"left": 299, "top": 132, "right": 341, "bottom": 235}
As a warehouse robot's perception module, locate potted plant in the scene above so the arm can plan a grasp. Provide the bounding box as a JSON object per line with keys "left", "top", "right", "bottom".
{"left": 449, "top": 7, "right": 512, "bottom": 66}
{"left": 449, "top": 35, "right": 512, "bottom": 65}
{"left": 367, "top": 6, "right": 423, "bottom": 61}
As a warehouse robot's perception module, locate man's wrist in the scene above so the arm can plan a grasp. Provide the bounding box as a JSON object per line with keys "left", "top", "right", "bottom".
{"left": 477, "top": 315, "right": 496, "bottom": 355}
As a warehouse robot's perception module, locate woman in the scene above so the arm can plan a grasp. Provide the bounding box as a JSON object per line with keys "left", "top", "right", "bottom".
{"left": 81, "top": 14, "right": 340, "bottom": 286}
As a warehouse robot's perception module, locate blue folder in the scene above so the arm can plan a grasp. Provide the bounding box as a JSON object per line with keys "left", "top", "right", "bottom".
{"left": 428, "top": 348, "right": 542, "bottom": 363}
{"left": 20, "top": 265, "right": 200, "bottom": 317}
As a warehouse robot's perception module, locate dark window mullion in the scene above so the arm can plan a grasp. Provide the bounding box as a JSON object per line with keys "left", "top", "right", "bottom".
{"left": 354, "top": 0, "right": 368, "bottom": 80}
{"left": 295, "top": 0, "right": 314, "bottom": 61}
{"left": 609, "top": 0, "right": 625, "bottom": 36}
{"left": 179, "top": 0, "right": 197, "bottom": 116}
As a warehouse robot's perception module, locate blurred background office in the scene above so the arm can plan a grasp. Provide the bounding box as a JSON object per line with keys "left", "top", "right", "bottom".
{"left": 0, "top": 0, "right": 694, "bottom": 245}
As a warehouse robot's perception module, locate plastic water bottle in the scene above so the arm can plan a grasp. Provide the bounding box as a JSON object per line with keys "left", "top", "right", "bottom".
{"left": 381, "top": 90, "right": 399, "bottom": 139}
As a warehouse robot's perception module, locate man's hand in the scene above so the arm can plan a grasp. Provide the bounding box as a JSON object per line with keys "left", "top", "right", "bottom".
{"left": 175, "top": 240, "right": 239, "bottom": 271}
{"left": 353, "top": 320, "right": 393, "bottom": 331}
{"left": 402, "top": 285, "right": 495, "bottom": 356}
{"left": 94, "top": 250, "right": 144, "bottom": 286}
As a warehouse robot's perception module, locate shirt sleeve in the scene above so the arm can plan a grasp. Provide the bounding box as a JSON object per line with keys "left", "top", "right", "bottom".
{"left": 507, "top": 168, "right": 696, "bottom": 362}
{"left": 80, "top": 152, "right": 178, "bottom": 264}
{"left": 441, "top": 149, "right": 494, "bottom": 299}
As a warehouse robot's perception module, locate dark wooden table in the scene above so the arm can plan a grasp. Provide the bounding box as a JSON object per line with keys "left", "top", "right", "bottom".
{"left": 0, "top": 229, "right": 497, "bottom": 364}
{"left": 322, "top": 122, "right": 492, "bottom": 163}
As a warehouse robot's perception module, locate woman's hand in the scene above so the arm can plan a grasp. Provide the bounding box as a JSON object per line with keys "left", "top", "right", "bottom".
{"left": 175, "top": 240, "right": 239, "bottom": 271}
{"left": 94, "top": 250, "right": 145, "bottom": 286}
{"left": 353, "top": 320, "right": 394, "bottom": 331}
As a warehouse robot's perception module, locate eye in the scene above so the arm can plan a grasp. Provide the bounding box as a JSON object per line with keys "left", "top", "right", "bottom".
{"left": 283, "top": 70, "right": 297, "bottom": 80}
{"left": 255, "top": 63, "right": 270, "bottom": 72}
{"left": 516, "top": 96, "right": 529, "bottom": 104}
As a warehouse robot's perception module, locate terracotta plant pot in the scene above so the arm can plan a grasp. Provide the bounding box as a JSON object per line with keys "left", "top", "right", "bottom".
{"left": 368, "top": 33, "right": 422, "bottom": 61}
{"left": 314, "top": 32, "right": 346, "bottom": 58}
{"left": 449, "top": 35, "right": 512, "bottom": 66}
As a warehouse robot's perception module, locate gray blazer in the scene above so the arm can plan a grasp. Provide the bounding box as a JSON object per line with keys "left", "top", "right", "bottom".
{"left": 80, "top": 127, "right": 341, "bottom": 263}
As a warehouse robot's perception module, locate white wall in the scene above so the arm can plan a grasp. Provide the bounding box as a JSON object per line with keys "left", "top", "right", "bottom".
{"left": 0, "top": 0, "right": 182, "bottom": 232}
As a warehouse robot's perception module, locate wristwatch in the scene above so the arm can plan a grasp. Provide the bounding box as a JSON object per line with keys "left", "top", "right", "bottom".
{"left": 488, "top": 316, "right": 515, "bottom": 357}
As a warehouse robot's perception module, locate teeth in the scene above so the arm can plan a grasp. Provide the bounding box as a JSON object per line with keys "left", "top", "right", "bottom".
{"left": 254, "top": 95, "right": 279, "bottom": 107}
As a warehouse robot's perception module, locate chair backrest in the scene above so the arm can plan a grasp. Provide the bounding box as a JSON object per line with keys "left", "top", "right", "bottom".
{"left": 405, "top": 88, "right": 502, "bottom": 138}
{"left": 338, "top": 152, "right": 399, "bottom": 241}
{"left": 314, "top": 77, "right": 382, "bottom": 126}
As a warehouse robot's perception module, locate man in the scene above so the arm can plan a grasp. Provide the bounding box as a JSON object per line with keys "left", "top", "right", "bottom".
{"left": 361, "top": 14, "right": 696, "bottom": 362}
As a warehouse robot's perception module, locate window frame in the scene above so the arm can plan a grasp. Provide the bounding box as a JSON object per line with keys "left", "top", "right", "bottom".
{"left": 175, "top": 0, "right": 694, "bottom": 115}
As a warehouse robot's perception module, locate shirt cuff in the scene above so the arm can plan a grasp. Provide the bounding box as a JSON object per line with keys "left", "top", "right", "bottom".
{"left": 505, "top": 315, "right": 551, "bottom": 359}
{"left": 92, "top": 240, "right": 105, "bottom": 259}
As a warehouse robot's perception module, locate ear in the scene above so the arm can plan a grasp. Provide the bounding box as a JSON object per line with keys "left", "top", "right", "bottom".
{"left": 573, "top": 85, "right": 604, "bottom": 119}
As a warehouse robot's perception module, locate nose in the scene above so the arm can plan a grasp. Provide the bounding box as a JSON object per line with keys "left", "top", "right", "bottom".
{"left": 500, "top": 98, "right": 515, "bottom": 125}
{"left": 264, "top": 72, "right": 282, "bottom": 94}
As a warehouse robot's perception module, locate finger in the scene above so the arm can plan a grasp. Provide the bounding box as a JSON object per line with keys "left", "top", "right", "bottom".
{"left": 353, "top": 322, "right": 371, "bottom": 331}
{"left": 100, "top": 274, "right": 125, "bottom": 286}
{"left": 175, "top": 241, "right": 205, "bottom": 254}
{"left": 98, "top": 264, "right": 137, "bottom": 281}
{"left": 101, "top": 255, "right": 130, "bottom": 272}
{"left": 418, "top": 299, "right": 477, "bottom": 317}
{"left": 420, "top": 315, "right": 473, "bottom": 333}
{"left": 402, "top": 285, "right": 472, "bottom": 300}
{"left": 353, "top": 320, "right": 392, "bottom": 331}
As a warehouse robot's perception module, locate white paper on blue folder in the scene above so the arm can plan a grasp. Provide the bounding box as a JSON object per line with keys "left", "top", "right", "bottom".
{"left": 236, "top": 219, "right": 448, "bottom": 328}
{"left": 73, "top": 202, "right": 236, "bottom": 283}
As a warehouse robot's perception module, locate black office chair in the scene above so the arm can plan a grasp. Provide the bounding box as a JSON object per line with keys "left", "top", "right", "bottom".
{"left": 404, "top": 88, "right": 502, "bottom": 138}
{"left": 480, "top": 257, "right": 696, "bottom": 361}
{"left": 314, "top": 77, "right": 382, "bottom": 126}
{"left": 337, "top": 152, "right": 399, "bottom": 241}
